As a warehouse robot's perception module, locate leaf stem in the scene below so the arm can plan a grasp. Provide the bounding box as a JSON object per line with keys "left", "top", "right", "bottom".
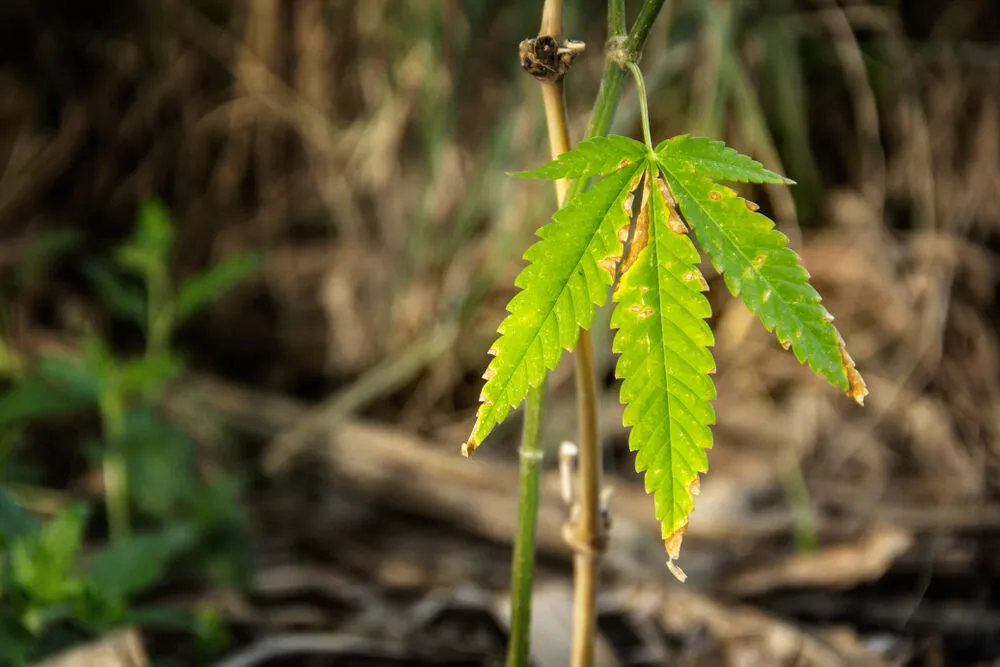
{"left": 625, "top": 62, "right": 654, "bottom": 153}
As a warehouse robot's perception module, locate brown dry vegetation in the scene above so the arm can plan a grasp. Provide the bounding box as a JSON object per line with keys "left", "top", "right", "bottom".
{"left": 1, "top": 1, "right": 999, "bottom": 666}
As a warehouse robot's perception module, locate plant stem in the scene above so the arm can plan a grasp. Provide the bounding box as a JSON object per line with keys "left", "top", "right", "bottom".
{"left": 506, "top": 5, "right": 575, "bottom": 667}
{"left": 100, "top": 388, "right": 130, "bottom": 542}
{"left": 506, "top": 384, "right": 546, "bottom": 667}
{"left": 566, "top": 3, "right": 667, "bottom": 667}
{"left": 569, "top": 327, "right": 601, "bottom": 667}
{"left": 623, "top": 0, "right": 667, "bottom": 59}
{"left": 626, "top": 62, "right": 654, "bottom": 152}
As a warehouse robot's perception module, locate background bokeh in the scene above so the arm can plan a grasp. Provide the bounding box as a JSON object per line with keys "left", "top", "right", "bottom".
{"left": 0, "top": 1, "right": 998, "bottom": 665}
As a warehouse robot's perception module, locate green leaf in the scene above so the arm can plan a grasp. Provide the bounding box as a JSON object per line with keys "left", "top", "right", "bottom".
{"left": 513, "top": 135, "right": 646, "bottom": 180}
{"left": 175, "top": 252, "right": 262, "bottom": 321}
{"left": 11, "top": 505, "right": 88, "bottom": 604}
{"left": 0, "top": 357, "right": 98, "bottom": 431}
{"left": 658, "top": 157, "right": 865, "bottom": 402}
{"left": 464, "top": 162, "right": 645, "bottom": 453}
{"left": 611, "top": 173, "right": 716, "bottom": 578}
{"left": 86, "top": 526, "right": 196, "bottom": 602}
{"left": 0, "top": 487, "right": 39, "bottom": 547}
{"left": 656, "top": 135, "right": 791, "bottom": 184}
{"left": 82, "top": 261, "right": 146, "bottom": 325}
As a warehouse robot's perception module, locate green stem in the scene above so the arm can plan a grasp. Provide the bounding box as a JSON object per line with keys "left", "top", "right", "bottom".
{"left": 623, "top": 0, "right": 667, "bottom": 59}
{"left": 608, "top": 0, "right": 626, "bottom": 36}
{"left": 506, "top": 382, "right": 547, "bottom": 667}
{"left": 99, "top": 388, "right": 130, "bottom": 542}
{"left": 625, "top": 62, "right": 654, "bottom": 152}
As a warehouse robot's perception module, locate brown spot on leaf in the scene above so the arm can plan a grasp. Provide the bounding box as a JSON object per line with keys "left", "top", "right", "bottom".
{"left": 618, "top": 171, "right": 651, "bottom": 278}
{"left": 745, "top": 199, "right": 760, "bottom": 212}
{"left": 752, "top": 255, "right": 766, "bottom": 269}
{"left": 598, "top": 256, "right": 619, "bottom": 276}
{"left": 482, "top": 367, "right": 496, "bottom": 381}
{"left": 689, "top": 477, "right": 701, "bottom": 497}
{"left": 779, "top": 338, "right": 791, "bottom": 351}
{"left": 708, "top": 191, "right": 722, "bottom": 201}
{"left": 684, "top": 269, "right": 709, "bottom": 291}
{"left": 630, "top": 304, "right": 654, "bottom": 319}
{"left": 617, "top": 158, "right": 633, "bottom": 170}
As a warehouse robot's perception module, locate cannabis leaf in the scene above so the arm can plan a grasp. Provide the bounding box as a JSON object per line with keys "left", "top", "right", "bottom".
{"left": 611, "top": 172, "right": 716, "bottom": 580}
{"left": 462, "top": 160, "right": 645, "bottom": 455}
{"left": 513, "top": 135, "right": 647, "bottom": 180}
{"left": 656, "top": 139, "right": 866, "bottom": 400}
{"left": 469, "top": 132, "right": 867, "bottom": 572}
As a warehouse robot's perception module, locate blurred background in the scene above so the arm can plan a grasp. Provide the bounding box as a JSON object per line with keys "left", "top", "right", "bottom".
{"left": 0, "top": 1, "right": 998, "bottom": 665}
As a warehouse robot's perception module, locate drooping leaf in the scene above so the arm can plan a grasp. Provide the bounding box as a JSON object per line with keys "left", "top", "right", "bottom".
{"left": 656, "top": 135, "right": 791, "bottom": 185}
{"left": 611, "top": 172, "right": 716, "bottom": 579}
{"left": 513, "top": 135, "right": 646, "bottom": 180}
{"left": 464, "top": 162, "right": 644, "bottom": 454}
{"left": 658, "top": 155, "right": 866, "bottom": 402}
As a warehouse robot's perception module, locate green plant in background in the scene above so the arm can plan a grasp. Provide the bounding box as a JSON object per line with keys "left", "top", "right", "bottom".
{"left": 0, "top": 199, "right": 260, "bottom": 665}
{"left": 463, "top": 2, "right": 868, "bottom": 666}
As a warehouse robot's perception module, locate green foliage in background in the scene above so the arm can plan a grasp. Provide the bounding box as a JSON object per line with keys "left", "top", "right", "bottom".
{"left": 0, "top": 200, "right": 259, "bottom": 666}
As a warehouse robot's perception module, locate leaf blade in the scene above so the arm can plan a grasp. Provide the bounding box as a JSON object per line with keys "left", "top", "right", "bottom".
{"left": 656, "top": 135, "right": 791, "bottom": 184}
{"left": 513, "top": 135, "right": 646, "bottom": 180}
{"left": 659, "top": 157, "right": 865, "bottom": 401}
{"left": 466, "top": 162, "right": 645, "bottom": 453}
{"left": 611, "top": 172, "right": 717, "bottom": 578}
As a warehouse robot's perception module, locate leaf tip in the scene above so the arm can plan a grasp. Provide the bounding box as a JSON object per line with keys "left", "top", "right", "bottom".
{"left": 461, "top": 438, "right": 478, "bottom": 457}
{"left": 665, "top": 523, "right": 689, "bottom": 583}
{"left": 837, "top": 335, "right": 868, "bottom": 405}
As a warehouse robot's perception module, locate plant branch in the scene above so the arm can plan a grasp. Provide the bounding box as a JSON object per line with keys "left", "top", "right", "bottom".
{"left": 506, "top": 4, "right": 575, "bottom": 666}
{"left": 624, "top": 0, "right": 667, "bottom": 60}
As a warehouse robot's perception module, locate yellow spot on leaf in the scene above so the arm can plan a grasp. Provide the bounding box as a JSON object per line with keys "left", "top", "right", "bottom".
{"left": 752, "top": 255, "right": 766, "bottom": 269}
{"left": 708, "top": 191, "right": 721, "bottom": 201}
{"left": 762, "top": 289, "right": 771, "bottom": 302}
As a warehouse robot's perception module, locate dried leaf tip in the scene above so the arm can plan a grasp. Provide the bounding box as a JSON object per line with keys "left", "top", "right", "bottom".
{"left": 461, "top": 438, "right": 478, "bottom": 457}
{"left": 837, "top": 334, "right": 868, "bottom": 405}
{"left": 665, "top": 524, "right": 689, "bottom": 583}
